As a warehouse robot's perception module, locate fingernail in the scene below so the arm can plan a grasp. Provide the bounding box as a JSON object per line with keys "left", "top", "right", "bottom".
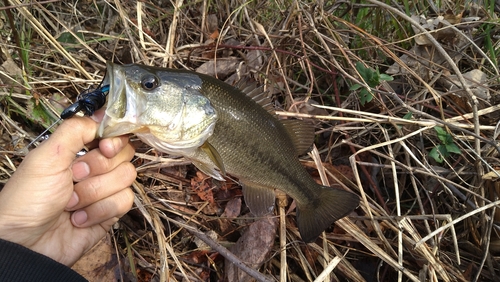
{"left": 72, "top": 210, "right": 88, "bottom": 226}
{"left": 72, "top": 161, "right": 90, "bottom": 181}
{"left": 66, "top": 192, "right": 79, "bottom": 209}
{"left": 90, "top": 109, "right": 105, "bottom": 122}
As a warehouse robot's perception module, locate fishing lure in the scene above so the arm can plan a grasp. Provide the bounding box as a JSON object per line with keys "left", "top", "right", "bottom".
{"left": 25, "top": 83, "right": 110, "bottom": 150}
{"left": 60, "top": 84, "right": 110, "bottom": 119}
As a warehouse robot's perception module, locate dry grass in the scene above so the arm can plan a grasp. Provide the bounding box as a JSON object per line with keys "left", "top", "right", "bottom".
{"left": 1, "top": 0, "right": 500, "bottom": 281}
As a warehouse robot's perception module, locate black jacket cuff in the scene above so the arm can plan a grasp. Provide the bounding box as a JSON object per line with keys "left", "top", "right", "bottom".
{"left": 0, "top": 238, "right": 86, "bottom": 281}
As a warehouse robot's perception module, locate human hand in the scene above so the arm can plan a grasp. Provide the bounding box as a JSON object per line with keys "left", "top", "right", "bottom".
{"left": 0, "top": 116, "right": 136, "bottom": 266}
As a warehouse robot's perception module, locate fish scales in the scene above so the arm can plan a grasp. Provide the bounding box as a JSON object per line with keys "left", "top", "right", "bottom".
{"left": 197, "top": 77, "right": 314, "bottom": 199}
{"left": 98, "top": 62, "right": 359, "bottom": 242}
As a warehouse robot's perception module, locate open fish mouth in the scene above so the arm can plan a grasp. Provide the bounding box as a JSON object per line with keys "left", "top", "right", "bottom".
{"left": 97, "top": 62, "right": 145, "bottom": 138}
{"left": 96, "top": 62, "right": 217, "bottom": 150}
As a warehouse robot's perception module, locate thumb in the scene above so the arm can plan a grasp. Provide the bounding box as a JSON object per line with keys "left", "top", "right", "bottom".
{"left": 0, "top": 117, "right": 99, "bottom": 224}
{"left": 30, "top": 117, "right": 99, "bottom": 171}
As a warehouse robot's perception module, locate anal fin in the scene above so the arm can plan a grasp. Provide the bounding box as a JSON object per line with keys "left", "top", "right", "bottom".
{"left": 241, "top": 180, "right": 275, "bottom": 216}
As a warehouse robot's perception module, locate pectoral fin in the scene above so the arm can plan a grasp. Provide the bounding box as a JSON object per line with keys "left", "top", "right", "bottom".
{"left": 191, "top": 160, "right": 224, "bottom": 181}
{"left": 200, "top": 141, "right": 226, "bottom": 176}
{"left": 241, "top": 180, "right": 275, "bottom": 216}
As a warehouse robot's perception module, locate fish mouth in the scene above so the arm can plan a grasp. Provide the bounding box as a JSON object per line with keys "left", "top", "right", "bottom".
{"left": 97, "top": 62, "right": 145, "bottom": 138}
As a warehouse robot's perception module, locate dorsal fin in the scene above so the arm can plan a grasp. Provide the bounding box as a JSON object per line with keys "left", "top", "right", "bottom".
{"left": 235, "top": 79, "right": 274, "bottom": 112}
{"left": 280, "top": 119, "right": 315, "bottom": 155}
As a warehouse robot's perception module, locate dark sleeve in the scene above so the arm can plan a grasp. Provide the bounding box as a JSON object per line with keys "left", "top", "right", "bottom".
{"left": 0, "top": 238, "right": 87, "bottom": 282}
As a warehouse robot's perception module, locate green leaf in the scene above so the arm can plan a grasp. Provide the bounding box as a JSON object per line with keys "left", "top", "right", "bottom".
{"left": 434, "top": 127, "right": 449, "bottom": 143}
{"left": 437, "top": 144, "right": 450, "bottom": 158}
{"left": 430, "top": 126, "right": 461, "bottom": 163}
{"left": 445, "top": 143, "right": 461, "bottom": 154}
{"left": 368, "top": 74, "right": 379, "bottom": 86}
{"left": 57, "top": 31, "right": 84, "bottom": 44}
{"left": 349, "top": 84, "right": 363, "bottom": 91}
{"left": 403, "top": 112, "right": 412, "bottom": 120}
{"left": 28, "top": 98, "right": 53, "bottom": 128}
{"left": 355, "top": 62, "right": 366, "bottom": 75}
{"left": 359, "top": 88, "right": 373, "bottom": 105}
{"left": 355, "top": 62, "right": 394, "bottom": 88}
{"left": 429, "top": 147, "right": 443, "bottom": 163}
{"left": 355, "top": 62, "right": 373, "bottom": 82}
{"left": 436, "top": 135, "right": 446, "bottom": 143}
{"left": 434, "top": 126, "right": 446, "bottom": 135}
{"left": 368, "top": 69, "right": 380, "bottom": 85}
{"left": 379, "top": 74, "right": 394, "bottom": 81}
{"left": 444, "top": 134, "right": 455, "bottom": 145}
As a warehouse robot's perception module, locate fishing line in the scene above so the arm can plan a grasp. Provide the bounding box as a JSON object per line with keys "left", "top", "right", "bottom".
{"left": 25, "top": 118, "right": 61, "bottom": 149}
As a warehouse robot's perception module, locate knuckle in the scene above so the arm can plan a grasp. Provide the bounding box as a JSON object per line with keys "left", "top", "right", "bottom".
{"left": 94, "top": 153, "right": 112, "bottom": 172}
{"left": 119, "top": 188, "right": 135, "bottom": 214}
{"left": 87, "top": 178, "right": 103, "bottom": 200}
{"left": 114, "top": 163, "right": 137, "bottom": 186}
{"left": 122, "top": 163, "right": 137, "bottom": 181}
{"left": 92, "top": 201, "right": 108, "bottom": 219}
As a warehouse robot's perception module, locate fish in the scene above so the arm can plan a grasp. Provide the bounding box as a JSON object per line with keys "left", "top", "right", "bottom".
{"left": 97, "top": 62, "right": 359, "bottom": 242}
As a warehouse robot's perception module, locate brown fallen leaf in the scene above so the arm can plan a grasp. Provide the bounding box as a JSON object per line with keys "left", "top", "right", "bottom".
{"left": 196, "top": 57, "right": 240, "bottom": 79}
{"left": 184, "top": 249, "right": 211, "bottom": 264}
{"left": 191, "top": 171, "right": 215, "bottom": 205}
{"left": 438, "top": 69, "right": 490, "bottom": 113}
{"left": 0, "top": 58, "right": 23, "bottom": 85}
{"left": 302, "top": 244, "right": 320, "bottom": 270}
{"left": 220, "top": 197, "right": 242, "bottom": 235}
{"left": 222, "top": 197, "right": 242, "bottom": 218}
{"left": 209, "top": 29, "right": 219, "bottom": 40}
{"left": 225, "top": 216, "right": 278, "bottom": 282}
{"left": 72, "top": 234, "right": 129, "bottom": 281}
{"left": 303, "top": 161, "right": 358, "bottom": 189}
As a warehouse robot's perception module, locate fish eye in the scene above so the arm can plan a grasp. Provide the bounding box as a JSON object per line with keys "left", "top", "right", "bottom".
{"left": 141, "top": 75, "right": 160, "bottom": 90}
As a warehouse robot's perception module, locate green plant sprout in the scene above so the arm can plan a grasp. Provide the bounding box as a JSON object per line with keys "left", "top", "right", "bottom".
{"left": 429, "top": 126, "right": 461, "bottom": 163}
{"left": 350, "top": 62, "right": 394, "bottom": 105}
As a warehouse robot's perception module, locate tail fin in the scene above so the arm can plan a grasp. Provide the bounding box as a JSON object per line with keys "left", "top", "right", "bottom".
{"left": 296, "top": 186, "right": 359, "bottom": 242}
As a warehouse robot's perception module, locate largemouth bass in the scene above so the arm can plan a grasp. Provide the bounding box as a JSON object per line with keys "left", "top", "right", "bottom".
{"left": 98, "top": 62, "right": 359, "bottom": 242}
